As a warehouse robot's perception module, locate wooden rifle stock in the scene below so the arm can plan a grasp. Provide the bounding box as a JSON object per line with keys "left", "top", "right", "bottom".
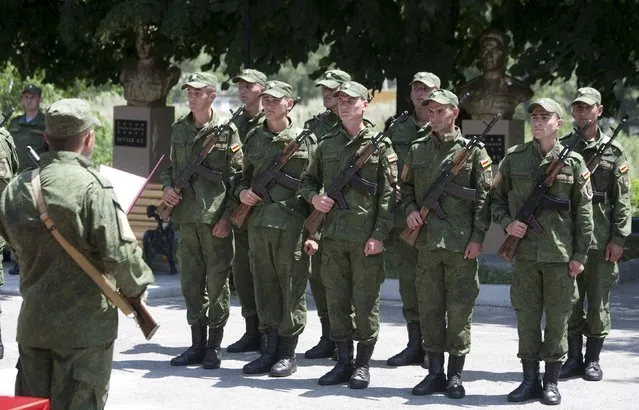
{"left": 497, "top": 235, "right": 521, "bottom": 262}
{"left": 304, "top": 209, "right": 326, "bottom": 235}
{"left": 398, "top": 208, "right": 430, "bottom": 246}
{"left": 128, "top": 296, "right": 160, "bottom": 340}
{"left": 230, "top": 202, "right": 252, "bottom": 228}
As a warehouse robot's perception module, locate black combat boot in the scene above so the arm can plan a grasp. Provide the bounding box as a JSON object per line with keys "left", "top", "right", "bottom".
{"left": 227, "top": 316, "right": 261, "bottom": 353}
{"left": 583, "top": 337, "right": 604, "bottom": 381}
{"left": 387, "top": 321, "right": 425, "bottom": 367}
{"left": 8, "top": 263, "right": 19, "bottom": 275}
{"left": 243, "top": 329, "right": 279, "bottom": 374}
{"left": 507, "top": 360, "right": 542, "bottom": 402}
{"left": 349, "top": 343, "right": 375, "bottom": 389}
{"left": 269, "top": 336, "right": 298, "bottom": 377}
{"left": 318, "top": 341, "right": 354, "bottom": 385}
{"left": 170, "top": 326, "right": 207, "bottom": 366}
{"left": 559, "top": 335, "right": 584, "bottom": 378}
{"left": 202, "top": 327, "right": 224, "bottom": 369}
{"left": 412, "top": 352, "right": 447, "bottom": 396}
{"left": 305, "top": 316, "right": 336, "bottom": 359}
{"left": 446, "top": 354, "right": 466, "bottom": 399}
{"left": 542, "top": 361, "right": 562, "bottom": 405}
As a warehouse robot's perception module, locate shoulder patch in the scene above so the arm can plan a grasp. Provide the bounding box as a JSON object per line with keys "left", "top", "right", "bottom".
{"left": 480, "top": 158, "right": 492, "bottom": 168}
{"left": 619, "top": 163, "right": 629, "bottom": 174}
{"left": 581, "top": 169, "right": 591, "bottom": 181}
{"left": 230, "top": 142, "right": 241, "bottom": 153}
{"left": 387, "top": 153, "right": 398, "bottom": 163}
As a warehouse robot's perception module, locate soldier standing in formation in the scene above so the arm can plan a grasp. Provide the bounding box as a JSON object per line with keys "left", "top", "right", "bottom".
{"left": 300, "top": 81, "right": 397, "bottom": 389}
{"left": 227, "top": 69, "right": 268, "bottom": 353}
{"left": 401, "top": 90, "right": 492, "bottom": 398}
{"left": 302, "top": 69, "right": 351, "bottom": 360}
{"left": 386, "top": 72, "right": 441, "bottom": 368}
{"left": 0, "top": 98, "right": 154, "bottom": 409}
{"left": 559, "top": 88, "right": 631, "bottom": 382}
{"left": 161, "top": 72, "right": 243, "bottom": 369}
{"left": 491, "top": 98, "right": 594, "bottom": 405}
{"left": 235, "top": 81, "right": 313, "bottom": 377}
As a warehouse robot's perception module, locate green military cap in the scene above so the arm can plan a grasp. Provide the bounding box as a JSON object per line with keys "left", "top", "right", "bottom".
{"left": 22, "top": 84, "right": 42, "bottom": 96}
{"left": 421, "top": 89, "right": 459, "bottom": 107}
{"left": 333, "top": 81, "right": 369, "bottom": 100}
{"left": 261, "top": 80, "right": 294, "bottom": 99}
{"left": 572, "top": 87, "right": 601, "bottom": 106}
{"left": 315, "top": 69, "right": 351, "bottom": 89}
{"left": 232, "top": 69, "right": 267, "bottom": 86}
{"left": 527, "top": 97, "right": 564, "bottom": 118}
{"left": 45, "top": 98, "right": 100, "bottom": 139}
{"left": 181, "top": 72, "right": 218, "bottom": 90}
{"left": 410, "top": 72, "right": 441, "bottom": 88}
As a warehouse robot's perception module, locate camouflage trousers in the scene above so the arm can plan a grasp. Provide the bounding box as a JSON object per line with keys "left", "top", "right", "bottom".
{"left": 392, "top": 229, "right": 419, "bottom": 323}
{"left": 309, "top": 252, "right": 328, "bottom": 318}
{"left": 321, "top": 237, "right": 384, "bottom": 344}
{"left": 511, "top": 260, "right": 578, "bottom": 362}
{"left": 16, "top": 342, "right": 114, "bottom": 410}
{"left": 568, "top": 249, "right": 618, "bottom": 338}
{"left": 416, "top": 248, "right": 479, "bottom": 356}
{"left": 177, "top": 223, "right": 232, "bottom": 328}
{"left": 232, "top": 226, "right": 257, "bottom": 320}
{"left": 248, "top": 225, "right": 309, "bottom": 337}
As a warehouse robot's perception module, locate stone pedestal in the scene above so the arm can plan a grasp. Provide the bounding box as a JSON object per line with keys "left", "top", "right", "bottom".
{"left": 461, "top": 119, "right": 525, "bottom": 254}
{"left": 112, "top": 106, "right": 174, "bottom": 182}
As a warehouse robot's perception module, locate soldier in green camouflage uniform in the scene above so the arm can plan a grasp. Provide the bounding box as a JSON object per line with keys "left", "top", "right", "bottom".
{"left": 227, "top": 69, "right": 267, "bottom": 353}
{"left": 234, "top": 81, "right": 312, "bottom": 377}
{"left": 401, "top": 90, "right": 491, "bottom": 399}
{"left": 491, "top": 98, "right": 593, "bottom": 405}
{"left": 300, "top": 81, "right": 397, "bottom": 389}
{"left": 0, "top": 98, "right": 154, "bottom": 409}
{"left": 386, "top": 72, "right": 440, "bottom": 368}
{"left": 302, "top": 69, "right": 351, "bottom": 360}
{"left": 0, "top": 122, "right": 18, "bottom": 360}
{"left": 161, "top": 73, "right": 243, "bottom": 369}
{"left": 559, "top": 88, "right": 631, "bottom": 382}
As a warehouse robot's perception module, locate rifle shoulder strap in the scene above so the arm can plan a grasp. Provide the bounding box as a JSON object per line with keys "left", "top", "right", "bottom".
{"left": 30, "top": 168, "right": 134, "bottom": 316}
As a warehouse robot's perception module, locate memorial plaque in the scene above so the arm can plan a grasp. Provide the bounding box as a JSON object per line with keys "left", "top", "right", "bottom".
{"left": 114, "top": 119, "right": 147, "bottom": 147}
{"left": 466, "top": 134, "right": 505, "bottom": 163}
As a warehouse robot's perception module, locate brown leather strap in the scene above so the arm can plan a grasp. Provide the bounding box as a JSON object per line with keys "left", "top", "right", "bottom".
{"left": 30, "top": 169, "right": 134, "bottom": 316}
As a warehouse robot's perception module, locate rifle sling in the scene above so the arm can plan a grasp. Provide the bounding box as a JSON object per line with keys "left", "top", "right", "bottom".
{"left": 30, "top": 168, "right": 134, "bottom": 317}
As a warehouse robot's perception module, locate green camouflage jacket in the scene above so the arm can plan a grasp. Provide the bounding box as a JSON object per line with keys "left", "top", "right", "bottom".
{"left": 234, "top": 120, "right": 314, "bottom": 230}
{"left": 491, "top": 139, "right": 594, "bottom": 263}
{"left": 401, "top": 128, "right": 492, "bottom": 251}
{"left": 300, "top": 126, "right": 396, "bottom": 243}
{"left": 0, "top": 151, "right": 154, "bottom": 348}
{"left": 160, "top": 110, "right": 243, "bottom": 225}
{"left": 0, "top": 128, "right": 18, "bottom": 287}
{"left": 304, "top": 110, "right": 341, "bottom": 141}
{"left": 8, "top": 112, "right": 47, "bottom": 173}
{"left": 560, "top": 128, "right": 631, "bottom": 249}
{"left": 232, "top": 110, "right": 265, "bottom": 143}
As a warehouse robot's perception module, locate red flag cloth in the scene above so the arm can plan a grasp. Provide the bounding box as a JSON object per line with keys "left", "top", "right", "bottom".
{"left": 0, "top": 396, "right": 50, "bottom": 410}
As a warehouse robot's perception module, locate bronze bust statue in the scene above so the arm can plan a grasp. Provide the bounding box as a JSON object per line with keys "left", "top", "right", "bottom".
{"left": 457, "top": 29, "right": 533, "bottom": 120}
{"left": 120, "top": 30, "right": 181, "bottom": 107}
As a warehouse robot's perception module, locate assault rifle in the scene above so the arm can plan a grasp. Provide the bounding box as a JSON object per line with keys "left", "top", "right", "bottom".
{"left": 157, "top": 105, "right": 245, "bottom": 222}
{"left": 399, "top": 113, "right": 502, "bottom": 246}
{"left": 230, "top": 110, "right": 331, "bottom": 228}
{"left": 587, "top": 115, "right": 629, "bottom": 204}
{"left": 0, "top": 108, "right": 14, "bottom": 128}
{"left": 304, "top": 111, "right": 410, "bottom": 235}
{"left": 497, "top": 120, "right": 592, "bottom": 262}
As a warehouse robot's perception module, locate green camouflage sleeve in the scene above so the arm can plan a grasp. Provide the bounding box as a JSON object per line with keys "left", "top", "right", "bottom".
{"left": 469, "top": 148, "right": 493, "bottom": 244}
{"left": 490, "top": 153, "right": 514, "bottom": 231}
{"left": 370, "top": 143, "right": 396, "bottom": 242}
{"left": 571, "top": 158, "right": 594, "bottom": 264}
{"left": 610, "top": 154, "right": 632, "bottom": 246}
{"left": 299, "top": 143, "right": 323, "bottom": 206}
{"left": 400, "top": 145, "right": 418, "bottom": 216}
{"left": 221, "top": 128, "right": 244, "bottom": 219}
{"left": 85, "top": 182, "right": 154, "bottom": 298}
{"left": 160, "top": 132, "right": 175, "bottom": 190}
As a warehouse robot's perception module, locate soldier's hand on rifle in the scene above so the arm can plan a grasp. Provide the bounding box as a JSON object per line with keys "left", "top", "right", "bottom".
{"left": 605, "top": 242, "right": 624, "bottom": 263}
{"left": 464, "top": 241, "right": 483, "bottom": 260}
{"left": 211, "top": 218, "right": 232, "bottom": 238}
{"left": 406, "top": 210, "right": 423, "bottom": 230}
{"left": 363, "top": 238, "right": 384, "bottom": 256}
{"left": 162, "top": 186, "right": 182, "bottom": 207}
{"left": 304, "top": 238, "right": 319, "bottom": 256}
{"left": 506, "top": 220, "right": 528, "bottom": 238}
{"left": 240, "top": 189, "right": 261, "bottom": 206}
{"left": 311, "top": 194, "right": 335, "bottom": 213}
{"left": 568, "top": 259, "right": 585, "bottom": 277}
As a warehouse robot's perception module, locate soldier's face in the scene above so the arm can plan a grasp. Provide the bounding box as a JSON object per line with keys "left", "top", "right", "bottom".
{"left": 480, "top": 39, "right": 506, "bottom": 71}
{"left": 187, "top": 86, "right": 216, "bottom": 113}
{"left": 321, "top": 86, "right": 339, "bottom": 109}
{"left": 426, "top": 102, "right": 458, "bottom": 134}
{"left": 262, "top": 95, "right": 291, "bottom": 121}
{"left": 22, "top": 92, "right": 40, "bottom": 112}
{"left": 410, "top": 83, "right": 437, "bottom": 108}
{"left": 530, "top": 107, "right": 563, "bottom": 140}
{"left": 337, "top": 94, "right": 367, "bottom": 122}
{"left": 237, "top": 81, "right": 264, "bottom": 106}
{"left": 571, "top": 102, "right": 603, "bottom": 129}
